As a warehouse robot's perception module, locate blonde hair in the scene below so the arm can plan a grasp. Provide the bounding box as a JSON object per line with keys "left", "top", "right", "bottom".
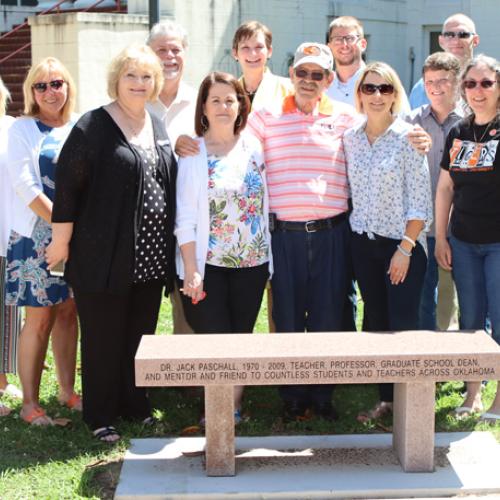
{"left": 0, "top": 76, "right": 11, "bottom": 118}
{"left": 23, "top": 57, "right": 76, "bottom": 122}
{"left": 329, "top": 16, "right": 364, "bottom": 40}
{"left": 354, "top": 62, "right": 405, "bottom": 115}
{"left": 107, "top": 44, "right": 164, "bottom": 102}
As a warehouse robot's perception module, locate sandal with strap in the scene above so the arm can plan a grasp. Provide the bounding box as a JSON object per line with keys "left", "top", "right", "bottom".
{"left": 93, "top": 426, "right": 120, "bottom": 443}
{"left": 21, "top": 407, "right": 53, "bottom": 426}
{"left": 59, "top": 393, "right": 82, "bottom": 411}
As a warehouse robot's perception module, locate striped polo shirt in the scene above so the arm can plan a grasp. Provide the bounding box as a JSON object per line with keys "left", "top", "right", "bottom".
{"left": 246, "top": 93, "right": 358, "bottom": 222}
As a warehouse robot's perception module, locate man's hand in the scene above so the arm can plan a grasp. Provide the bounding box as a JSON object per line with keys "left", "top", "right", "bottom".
{"left": 408, "top": 124, "right": 432, "bottom": 154}
{"left": 175, "top": 135, "right": 200, "bottom": 157}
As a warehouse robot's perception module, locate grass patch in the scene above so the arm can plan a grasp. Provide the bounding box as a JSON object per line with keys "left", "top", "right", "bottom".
{"left": 0, "top": 296, "right": 499, "bottom": 498}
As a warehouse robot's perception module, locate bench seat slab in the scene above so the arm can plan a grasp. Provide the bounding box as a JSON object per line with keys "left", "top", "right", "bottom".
{"left": 205, "top": 385, "right": 235, "bottom": 476}
{"left": 393, "top": 381, "right": 435, "bottom": 472}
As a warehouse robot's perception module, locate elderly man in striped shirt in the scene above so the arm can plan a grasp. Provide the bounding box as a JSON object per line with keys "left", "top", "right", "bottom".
{"left": 247, "top": 42, "right": 358, "bottom": 422}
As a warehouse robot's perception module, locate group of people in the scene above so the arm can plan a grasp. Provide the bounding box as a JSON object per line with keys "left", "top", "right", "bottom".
{"left": 0, "top": 12, "right": 498, "bottom": 441}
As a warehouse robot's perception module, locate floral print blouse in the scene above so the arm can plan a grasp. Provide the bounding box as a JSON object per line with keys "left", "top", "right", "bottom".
{"left": 343, "top": 117, "right": 432, "bottom": 250}
{"left": 206, "top": 140, "right": 269, "bottom": 268}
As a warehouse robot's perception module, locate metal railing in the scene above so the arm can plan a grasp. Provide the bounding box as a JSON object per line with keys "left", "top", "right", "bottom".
{"left": 0, "top": 0, "right": 123, "bottom": 65}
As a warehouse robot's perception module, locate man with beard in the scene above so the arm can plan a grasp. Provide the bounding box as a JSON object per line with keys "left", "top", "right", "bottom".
{"left": 147, "top": 21, "right": 197, "bottom": 335}
{"left": 326, "top": 16, "right": 410, "bottom": 112}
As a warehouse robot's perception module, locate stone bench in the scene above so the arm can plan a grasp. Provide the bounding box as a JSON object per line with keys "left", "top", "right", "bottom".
{"left": 135, "top": 330, "right": 500, "bottom": 477}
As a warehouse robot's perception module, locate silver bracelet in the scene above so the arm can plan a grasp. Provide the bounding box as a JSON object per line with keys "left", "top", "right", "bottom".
{"left": 397, "top": 244, "right": 412, "bottom": 257}
{"left": 402, "top": 235, "right": 416, "bottom": 247}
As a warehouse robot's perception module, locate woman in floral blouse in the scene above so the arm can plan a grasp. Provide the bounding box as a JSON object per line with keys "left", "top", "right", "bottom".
{"left": 343, "top": 62, "right": 432, "bottom": 421}
{"left": 175, "top": 72, "right": 272, "bottom": 422}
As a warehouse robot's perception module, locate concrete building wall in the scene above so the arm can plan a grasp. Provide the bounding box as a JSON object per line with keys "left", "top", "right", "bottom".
{"left": 29, "top": 12, "right": 149, "bottom": 113}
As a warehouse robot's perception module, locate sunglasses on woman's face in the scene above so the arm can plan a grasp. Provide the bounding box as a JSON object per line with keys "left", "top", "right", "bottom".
{"left": 463, "top": 79, "right": 496, "bottom": 90}
{"left": 360, "top": 83, "right": 395, "bottom": 95}
{"left": 32, "top": 79, "right": 65, "bottom": 93}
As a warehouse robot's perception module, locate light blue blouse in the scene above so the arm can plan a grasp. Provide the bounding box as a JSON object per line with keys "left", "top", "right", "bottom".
{"left": 343, "top": 117, "right": 432, "bottom": 250}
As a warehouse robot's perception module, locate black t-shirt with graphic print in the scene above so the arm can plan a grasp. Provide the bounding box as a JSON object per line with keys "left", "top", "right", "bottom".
{"left": 441, "top": 116, "right": 500, "bottom": 244}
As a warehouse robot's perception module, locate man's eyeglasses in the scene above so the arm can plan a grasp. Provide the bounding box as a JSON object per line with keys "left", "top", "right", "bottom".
{"left": 442, "top": 31, "right": 474, "bottom": 39}
{"left": 360, "top": 83, "right": 395, "bottom": 95}
{"left": 424, "top": 78, "right": 453, "bottom": 88}
{"left": 32, "top": 80, "right": 65, "bottom": 93}
{"left": 463, "top": 79, "right": 497, "bottom": 90}
{"left": 330, "top": 35, "right": 360, "bottom": 46}
{"left": 294, "top": 68, "right": 326, "bottom": 82}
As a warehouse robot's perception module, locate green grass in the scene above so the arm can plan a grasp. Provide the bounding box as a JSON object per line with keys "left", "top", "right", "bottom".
{"left": 0, "top": 297, "right": 499, "bottom": 499}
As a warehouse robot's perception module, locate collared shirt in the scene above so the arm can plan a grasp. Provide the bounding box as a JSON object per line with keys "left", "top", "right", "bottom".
{"left": 409, "top": 78, "right": 430, "bottom": 110}
{"left": 343, "top": 117, "right": 432, "bottom": 249}
{"left": 147, "top": 81, "right": 197, "bottom": 156}
{"left": 405, "top": 104, "right": 463, "bottom": 235}
{"left": 326, "top": 67, "right": 364, "bottom": 105}
{"left": 239, "top": 67, "right": 292, "bottom": 113}
{"left": 246, "top": 93, "right": 358, "bottom": 222}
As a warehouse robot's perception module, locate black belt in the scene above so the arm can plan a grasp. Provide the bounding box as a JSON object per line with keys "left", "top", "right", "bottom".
{"left": 275, "top": 213, "right": 347, "bottom": 233}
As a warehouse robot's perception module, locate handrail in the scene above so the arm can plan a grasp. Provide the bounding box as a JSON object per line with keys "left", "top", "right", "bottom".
{"left": 0, "top": 0, "right": 123, "bottom": 65}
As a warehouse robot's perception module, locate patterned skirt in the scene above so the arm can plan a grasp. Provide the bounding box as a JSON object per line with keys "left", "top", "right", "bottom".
{"left": 5, "top": 219, "right": 70, "bottom": 307}
{"left": 0, "top": 257, "right": 21, "bottom": 374}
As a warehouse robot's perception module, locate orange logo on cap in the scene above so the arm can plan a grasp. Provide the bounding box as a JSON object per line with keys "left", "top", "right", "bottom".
{"left": 303, "top": 45, "right": 320, "bottom": 55}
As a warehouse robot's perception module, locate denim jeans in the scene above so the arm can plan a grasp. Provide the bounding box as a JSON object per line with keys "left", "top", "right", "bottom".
{"left": 450, "top": 235, "right": 500, "bottom": 344}
{"left": 419, "top": 236, "right": 457, "bottom": 330}
{"left": 271, "top": 218, "right": 352, "bottom": 404}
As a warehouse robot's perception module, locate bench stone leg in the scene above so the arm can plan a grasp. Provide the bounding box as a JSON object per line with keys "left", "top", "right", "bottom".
{"left": 204, "top": 385, "right": 235, "bottom": 476}
{"left": 393, "top": 381, "right": 435, "bottom": 472}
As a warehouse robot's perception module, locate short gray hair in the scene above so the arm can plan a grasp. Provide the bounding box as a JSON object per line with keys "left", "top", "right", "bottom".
{"left": 147, "top": 20, "right": 188, "bottom": 48}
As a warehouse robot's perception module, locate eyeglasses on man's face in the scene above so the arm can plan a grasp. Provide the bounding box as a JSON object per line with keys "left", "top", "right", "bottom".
{"left": 329, "top": 34, "right": 360, "bottom": 46}
{"left": 441, "top": 31, "right": 474, "bottom": 39}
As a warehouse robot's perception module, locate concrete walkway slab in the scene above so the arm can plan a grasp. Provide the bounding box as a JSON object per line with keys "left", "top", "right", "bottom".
{"left": 115, "top": 432, "right": 500, "bottom": 499}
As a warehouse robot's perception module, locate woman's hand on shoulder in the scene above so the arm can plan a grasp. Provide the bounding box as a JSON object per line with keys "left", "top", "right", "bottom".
{"left": 407, "top": 125, "right": 432, "bottom": 154}
{"left": 181, "top": 267, "right": 206, "bottom": 304}
{"left": 435, "top": 237, "right": 452, "bottom": 271}
{"left": 175, "top": 135, "right": 200, "bottom": 158}
{"left": 45, "top": 240, "right": 69, "bottom": 269}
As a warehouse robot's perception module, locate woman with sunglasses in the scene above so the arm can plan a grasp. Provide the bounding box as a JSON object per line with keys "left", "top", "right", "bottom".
{"left": 47, "top": 45, "right": 176, "bottom": 442}
{"left": 5, "top": 57, "right": 80, "bottom": 425}
{"left": 176, "top": 72, "right": 272, "bottom": 424}
{"left": 435, "top": 54, "right": 500, "bottom": 422}
{"left": 343, "top": 62, "right": 432, "bottom": 421}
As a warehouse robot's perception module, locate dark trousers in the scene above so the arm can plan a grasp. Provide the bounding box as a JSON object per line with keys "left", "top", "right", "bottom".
{"left": 271, "top": 219, "right": 351, "bottom": 404}
{"left": 74, "top": 281, "right": 163, "bottom": 430}
{"left": 180, "top": 263, "right": 269, "bottom": 334}
{"left": 351, "top": 232, "right": 426, "bottom": 402}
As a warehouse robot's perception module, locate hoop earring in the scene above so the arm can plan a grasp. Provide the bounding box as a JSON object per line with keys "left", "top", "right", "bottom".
{"left": 201, "top": 115, "right": 209, "bottom": 131}
{"left": 235, "top": 115, "right": 242, "bottom": 128}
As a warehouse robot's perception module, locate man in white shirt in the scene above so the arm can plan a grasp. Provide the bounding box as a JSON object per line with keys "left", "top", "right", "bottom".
{"left": 326, "top": 16, "right": 366, "bottom": 105}
{"left": 326, "top": 16, "right": 410, "bottom": 113}
{"left": 147, "top": 20, "right": 197, "bottom": 334}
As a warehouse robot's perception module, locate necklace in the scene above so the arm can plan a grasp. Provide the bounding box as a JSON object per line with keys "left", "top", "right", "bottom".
{"left": 473, "top": 119, "right": 495, "bottom": 144}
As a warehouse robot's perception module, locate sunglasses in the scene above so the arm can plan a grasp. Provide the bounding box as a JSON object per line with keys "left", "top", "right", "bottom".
{"left": 463, "top": 79, "right": 497, "bottom": 90}
{"left": 360, "top": 83, "right": 395, "bottom": 95}
{"left": 294, "top": 68, "right": 326, "bottom": 81}
{"left": 32, "top": 79, "right": 65, "bottom": 93}
{"left": 442, "top": 31, "right": 474, "bottom": 39}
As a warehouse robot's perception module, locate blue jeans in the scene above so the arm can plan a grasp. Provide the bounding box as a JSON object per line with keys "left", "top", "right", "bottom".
{"left": 450, "top": 235, "right": 500, "bottom": 344}
{"left": 271, "top": 218, "right": 352, "bottom": 404}
{"left": 419, "top": 237, "right": 438, "bottom": 330}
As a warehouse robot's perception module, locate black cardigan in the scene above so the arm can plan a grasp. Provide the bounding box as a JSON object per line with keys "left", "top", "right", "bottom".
{"left": 53, "top": 107, "right": 177, "bottom": 295}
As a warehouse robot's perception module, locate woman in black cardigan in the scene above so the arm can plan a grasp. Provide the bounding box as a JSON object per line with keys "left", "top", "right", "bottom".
{"left": 46, "top": 44, "right": 177, "bottom": 442}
